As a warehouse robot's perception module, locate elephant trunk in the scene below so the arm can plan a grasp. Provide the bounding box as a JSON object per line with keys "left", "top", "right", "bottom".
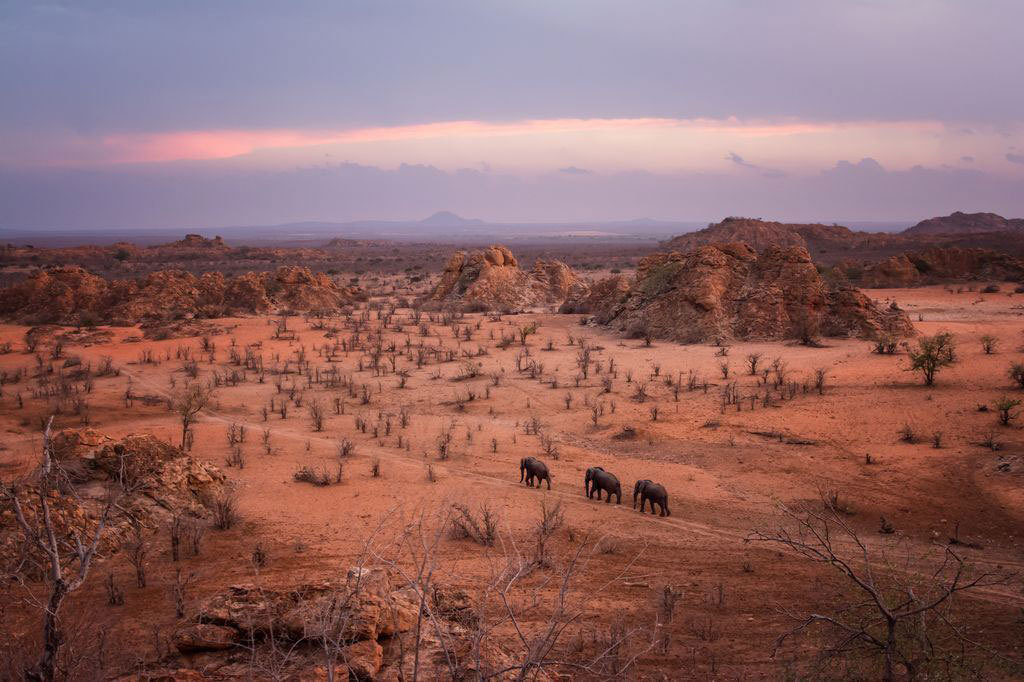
{"left": 520, "top": 459, "right": 525, "bottom": 482}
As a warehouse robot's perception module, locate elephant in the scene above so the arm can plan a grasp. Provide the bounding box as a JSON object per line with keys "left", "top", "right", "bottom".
{"left": 585, "top": 467, "right": 621, "bottom": 504}
{"left": 633, "top": 480, "right": 670, "bottom": 516}
{"left": 584, "top": 466, "right": 604, "bottom": 496}
{"left": 520, "top": 457, "right": 551, "bottom": 490}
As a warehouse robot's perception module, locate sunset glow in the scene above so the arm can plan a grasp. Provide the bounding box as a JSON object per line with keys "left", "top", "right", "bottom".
{"left": 21, "top": 117, "right": 962, "bottom": 172}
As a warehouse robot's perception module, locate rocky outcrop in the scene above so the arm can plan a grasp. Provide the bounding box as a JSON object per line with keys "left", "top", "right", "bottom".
{"left": 51, "top": 429, "right": 229, "bottom": 519}
{"left": 428, "top": 245, "right": 588, "bottom": 311}
{"left": 663, "top": 216, "right": 900, "bottom": 255}
{"left": 161, "top": 234, "right": 228, "bottom": 249}
{"left": 902, "top": 211, "right": 1024, "bottom": 237}
{"left": 0, "top": 265, "right": 357, "bottom": 325}
{"left": 841, "top": 247, "right": 1024, "bottom": 287}
{"left": 1, "top": 430, "right": 229, "bottom": 574}
{"left": 563, "top": 243, "right": 914, "bottom": 343}
{"left": 167, "top": 566, "right": 513, "bottom": 680}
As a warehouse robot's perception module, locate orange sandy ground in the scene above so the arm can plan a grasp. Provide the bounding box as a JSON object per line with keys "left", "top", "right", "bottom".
{"left": 1, "top": 284, "right": 1023, "bottom": 678}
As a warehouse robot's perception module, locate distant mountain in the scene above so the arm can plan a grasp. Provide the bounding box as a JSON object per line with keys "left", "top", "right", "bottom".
{"left": 902, "top": 211, "right": 1024, "bottom": 237}
{"left": 419, "top": 211, "right": 485, "bottom": 226}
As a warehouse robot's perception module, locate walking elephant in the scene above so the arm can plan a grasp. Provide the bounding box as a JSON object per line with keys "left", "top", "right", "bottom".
{"left": 633, "top": 479, "right": 670, "bottom": 516}
{"left": 585, "top": 467, "right": 621, "bottom": 504}
{"left": 520, "top": 457, "right": 551, "bottom": 490}
{"left": 584, "top": 466, "right": 604, "bottom": 496}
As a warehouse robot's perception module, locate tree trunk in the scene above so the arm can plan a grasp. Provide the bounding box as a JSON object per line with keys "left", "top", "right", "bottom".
{"left": 28, "top": 578, "right": 68, "bottom": 682}
{"left": 884, "top": 620, "right": 897, "bottom": 682}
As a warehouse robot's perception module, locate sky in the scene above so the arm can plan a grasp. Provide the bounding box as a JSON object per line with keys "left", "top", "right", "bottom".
{"left": 2, "top": 0, "right": 1023, "bottom": 230}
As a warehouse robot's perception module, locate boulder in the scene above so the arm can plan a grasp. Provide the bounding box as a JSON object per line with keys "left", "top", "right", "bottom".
{"left": 173, "top": 624, "right": 238, "bottom": 653}
{"left": 343, "top": 639, "right": 384, "bottom": 680}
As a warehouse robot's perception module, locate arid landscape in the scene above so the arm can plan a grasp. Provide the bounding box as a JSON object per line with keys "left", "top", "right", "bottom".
{"left": 1, "top": 218, "right": 1023, "bottom": 680}
{"left": 4, "top": 3, "right": 1024, "bottom": 679}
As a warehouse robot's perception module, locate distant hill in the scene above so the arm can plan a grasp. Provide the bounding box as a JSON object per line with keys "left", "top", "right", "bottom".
{"left": 662, "top": 217, "right": 899, "bottom": 256}
{"left": 419, "top": 211, "right": 485, "bottom": 227}
{"left": 902, "top": 211, "right": 1024, "bottom": 236}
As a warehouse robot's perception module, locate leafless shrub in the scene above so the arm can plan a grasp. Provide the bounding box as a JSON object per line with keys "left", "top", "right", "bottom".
{"left": 898, "top": 423, "right": 918, "bottom": 443}
{"left": 309, "top": 399, "right": 325, "bottom": 431}
{"left": 448, "top": 503, "right": 499, "bottom": 546}
{"left": 212, "top": 490, "right": 239, "bottom": 530}
{"left": 105, "top": 573, "right": 125, "bottom": 606}
{"left": 749, "top": 497, "right": 1016, "bottom": 679}
{"left": 533, "top": 500, "right": 565, "bottom": 567}
{"left": 172, "top": 568, "right": 194, "bottom": 618}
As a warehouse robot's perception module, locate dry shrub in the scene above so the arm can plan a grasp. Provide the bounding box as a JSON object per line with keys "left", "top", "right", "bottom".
{"left": 212, "top": 490, "right": 239, "bottom": 530}
{"left": 448, "top": 503, "right": 499, "bottom": 546}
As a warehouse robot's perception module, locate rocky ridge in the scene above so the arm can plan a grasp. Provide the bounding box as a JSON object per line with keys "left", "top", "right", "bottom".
{"left": 0, "top": 265, "right": 358, "bottom": 326}
{"left": 902, "top": 211, "right": 1024, "bottom": 237}
{"left": 562, "top": 242, "right": 914, "bottom": 343}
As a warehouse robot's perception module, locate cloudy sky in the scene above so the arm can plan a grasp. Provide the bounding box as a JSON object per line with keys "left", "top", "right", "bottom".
{"left": 2, "top": 0, "right": 1023, "bottom": 229}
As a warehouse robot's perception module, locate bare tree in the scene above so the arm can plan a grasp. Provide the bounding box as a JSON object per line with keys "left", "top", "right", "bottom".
{"left": 1, "top": 417, "right": 123, "bottom": 681}
{"left": 749, "top": 498, "right": 1014, "bottom": 680}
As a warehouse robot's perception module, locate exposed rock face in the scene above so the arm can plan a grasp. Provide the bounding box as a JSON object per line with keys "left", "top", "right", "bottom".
{"left": 51, "top": 429, "right": 229, "bottom": 519}
{"left": 902, "top": 211, "right": 1024, "bottom": 237}
{"left": 842, "top": 247, "right": 1024, "bottom": 287}
{"left": 167, "top": 567, "right": 513, "bottom": 680}
{"left": 2, "top": 430, "right": 229, "bottom": 572}
{"left": 563, "top": 243, "right": 914, "bottom": 343}
{"left": 0, "top": 265, "right": 357, "bottom": 325}
{"left": 428, "top": 244, "right": 588, "bottom": 311}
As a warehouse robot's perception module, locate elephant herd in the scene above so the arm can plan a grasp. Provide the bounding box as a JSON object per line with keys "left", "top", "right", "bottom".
{"left": 519, "top": 457, "right": 671, "bottom": 517}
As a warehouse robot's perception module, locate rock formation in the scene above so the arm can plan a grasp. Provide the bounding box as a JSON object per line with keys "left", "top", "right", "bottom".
{"left": 1, "top": 429, "right": 229, "bottom": 571}
{"left": 837, "top": 247, "right": 1024, "bottom": 287}
{"left": 0, "top": 265, "right": 357, "bottom": 326}
{"left": 428, "top": 244, "right": 589, "bottom": 311}
{"left": 50, "top": 428, "right": 229, "bottom": 519}
{"left": 902, "top": 211, "right": 1024, "bottom": 237}
{"left": 162, "top": 566, "right": 514, "bottom": 679}
{"left": 562, "top": 243, "right": 914, "bottom": 343}
{"left": 663, "top": 216, "right": 900, "bottom": 256}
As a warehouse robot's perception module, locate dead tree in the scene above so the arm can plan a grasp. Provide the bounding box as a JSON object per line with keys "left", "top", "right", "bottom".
{"left": 1, "top": 417, "right": 123, "bottom": 682}
{"left": 749, "top": 498, "right": 1015, "bottom": 680}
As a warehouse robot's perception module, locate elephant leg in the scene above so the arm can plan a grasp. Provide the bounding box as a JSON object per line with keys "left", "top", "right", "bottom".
{"left": 659, "top": 502, "right": 666, "bottom": 517}
{"left": 639, "top": 498, "right": 646, "bottom": 513}
{"left": 546, "top": 477, "right": 551, "bottom": 490}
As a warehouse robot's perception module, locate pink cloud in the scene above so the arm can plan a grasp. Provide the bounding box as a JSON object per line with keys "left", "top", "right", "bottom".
{"left": 20, "top": 117, "right": 948, "bottom": 166}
